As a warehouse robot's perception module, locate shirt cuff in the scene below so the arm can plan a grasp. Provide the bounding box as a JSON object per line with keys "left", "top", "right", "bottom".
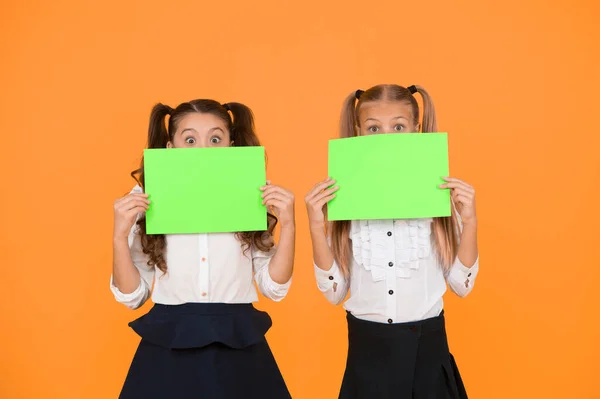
{"left": 109, "top": 275, "right": 147, "bottom": 309}
{"left": 453, "top": 255, "right": 479, "bottom": 276}
{"left": 257, "top": 264, "right": 292, "bottom": 302}
{"left": 314, "top": 261, "right": 345, "bottom": 292}
{"left": 267, "top": 276, "right": 292, "bottom": 298}
{"left": 447, "top": 255, "right": 479, "bottom": 296}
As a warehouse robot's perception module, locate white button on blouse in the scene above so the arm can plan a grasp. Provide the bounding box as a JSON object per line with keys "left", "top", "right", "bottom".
{"left": 111, "top": 186, "right": 291, "bottom": 309}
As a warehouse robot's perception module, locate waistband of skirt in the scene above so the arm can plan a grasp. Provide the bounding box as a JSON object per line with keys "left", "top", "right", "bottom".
{"left": 128, "top": 302, "right": 272, "bottom": 349}
{"left": 346, "top": 310, "right": 446, "bottom": 338}
{"left": 148, "top": 302, "right": 258, "bottom": 316}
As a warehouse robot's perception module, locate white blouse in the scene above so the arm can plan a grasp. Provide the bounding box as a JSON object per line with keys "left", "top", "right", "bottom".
{"left": 314, "top": 218, "right": 479, "bottom": 324}
{"left": 110, "top": 186, "right": 291, "bottom": 309}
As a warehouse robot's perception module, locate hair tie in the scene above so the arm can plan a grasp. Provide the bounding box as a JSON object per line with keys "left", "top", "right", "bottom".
{"left": 355, "top": 90, "right": 364, "bottom": 100}
{"left": 222, "top": 103, "right": 231, "bottom": 112}
{"left": 408, "top": 85, "right": 418, "bottom": 94}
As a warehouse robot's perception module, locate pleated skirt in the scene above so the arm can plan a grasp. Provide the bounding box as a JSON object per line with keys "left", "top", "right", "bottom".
{"left": 339, "top": 311, "right": 468, "bottom": 399}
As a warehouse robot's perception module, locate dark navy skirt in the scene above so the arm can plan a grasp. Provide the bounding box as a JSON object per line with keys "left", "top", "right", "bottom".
{"left": 119, "top": 303, "right": 291, "bottom": 399}
{"left": 339, "top": 311, "right": 468, "bottom": 399}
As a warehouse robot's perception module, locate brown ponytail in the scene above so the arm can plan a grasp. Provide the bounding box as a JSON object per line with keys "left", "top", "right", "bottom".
{"left": 330, "top": 85, "right": 459, "bottom": 277}
{"left": 413, "top": 85, "right": 438, "bottom": 133}
{"left": 131, "top": 103, "right": 173, "bottom": 187}
{"left": 130, "top": 99, "right": 276, "bottom": 275}
{"left": 225, "top": 102, "right": 261, "bottom": 147}
{"left": 339, "top": 92, "right": 359, "bottom": 138}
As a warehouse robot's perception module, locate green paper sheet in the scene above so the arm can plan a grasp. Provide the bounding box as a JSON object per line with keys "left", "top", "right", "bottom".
{"left": 144, "top": 147, "right": 267, "bottom": 234}
{"left": 327, "top": 133, "right": 451, "bottom": 221}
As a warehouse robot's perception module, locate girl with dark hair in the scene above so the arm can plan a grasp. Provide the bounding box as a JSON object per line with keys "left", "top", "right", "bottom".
{"left": 111, "top": 99, "right": 294, "bottom": 399}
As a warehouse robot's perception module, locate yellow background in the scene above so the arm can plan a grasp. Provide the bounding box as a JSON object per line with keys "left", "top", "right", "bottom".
{"left": 1, "top": 0, "right": 598, "bottom": 397}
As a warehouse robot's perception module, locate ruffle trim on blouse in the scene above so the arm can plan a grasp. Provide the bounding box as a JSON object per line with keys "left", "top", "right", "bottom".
{"left": 350, "top": 219, "right": 433, "bottom": 280}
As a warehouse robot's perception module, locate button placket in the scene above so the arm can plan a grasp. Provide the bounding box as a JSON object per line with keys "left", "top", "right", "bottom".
{"left": 384, "top": 221, "right": 397, "bottom": 323}
{"left": 198, "top": 234, "right": 210, "bottom": 300}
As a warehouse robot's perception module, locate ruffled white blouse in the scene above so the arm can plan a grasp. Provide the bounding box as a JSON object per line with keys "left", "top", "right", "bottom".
{"left": 314, "top": 218, "right": 479, "bottom": 323}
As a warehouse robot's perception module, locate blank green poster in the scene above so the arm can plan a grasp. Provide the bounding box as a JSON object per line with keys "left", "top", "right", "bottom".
{"left": 144, "top": 147, "right": 267, "bottom": 234}
{"left": 328, "top": 133, "right": 451, "bottom": 221}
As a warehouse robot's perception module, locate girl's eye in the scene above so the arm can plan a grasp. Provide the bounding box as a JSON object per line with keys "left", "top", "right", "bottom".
{"left": 368, "top": 126, "right": 379, "bottom": 133}
{"left": 394, "top": 124, "right": 404, "bottom": 132}
{"left": 210, "top": 137, "right": 221, "bottom": 144}
{"left": 185, "top": 137, "right": 196, "bottom": 144}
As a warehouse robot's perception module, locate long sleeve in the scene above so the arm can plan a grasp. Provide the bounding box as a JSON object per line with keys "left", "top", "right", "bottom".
{"left": 446, "top": 255, "right": 479, "bottom": 297}
{"left": 110, "top": 187, "right": 155, "bottom": 309}
{"left": 314, "top": 260, "right": 349, "bottom": 305}
{"left": 445, "top": 209, "right": 480, "bottom": 298}
{"left": 253, "top": 244, "right": 291, "bottom": 302}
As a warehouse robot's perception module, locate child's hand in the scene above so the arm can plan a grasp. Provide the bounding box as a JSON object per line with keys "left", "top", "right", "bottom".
{"left": 439, "top": 177, "right": 477, "bottom": 226}
{"left": 304, "top": 177, "right": 339, "bottom": 228}
{"left": 260, "top": 182, "right": 295, "bottom": 229}
{"left": 113, "top": 193, "right": 150, "bottom": 239}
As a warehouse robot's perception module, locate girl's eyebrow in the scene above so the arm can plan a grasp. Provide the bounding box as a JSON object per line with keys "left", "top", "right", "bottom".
{"left": 180, "top": 128, "right": 197, "bottom": 135}
{"left": 364, "top": 116, "right": 409, "bottom": 123}
{"left": 180, "top": 127, "right": 225, "bottom": 135}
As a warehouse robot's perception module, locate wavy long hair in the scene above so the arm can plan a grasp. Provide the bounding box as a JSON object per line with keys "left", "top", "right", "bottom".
{"left": 131, "top": 99, "right": 276, "bottom": 274}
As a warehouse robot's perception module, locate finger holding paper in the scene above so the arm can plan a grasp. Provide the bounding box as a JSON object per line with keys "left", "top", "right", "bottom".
{"left": 260, "top": 183, "right": 295, "bottom": 228}
{"left": 113, "top": 193, "right": 150, "bottom": 238}
{"left": 439, "top": 177, "right": 477, "bottom": 225}
{"left": 304, "top": 177, "right": 339, "bottom": 227}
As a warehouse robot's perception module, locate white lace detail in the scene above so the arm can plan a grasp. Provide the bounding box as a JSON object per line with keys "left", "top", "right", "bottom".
{"left": 350, "top": 219, "right": 433, "bottom": 280}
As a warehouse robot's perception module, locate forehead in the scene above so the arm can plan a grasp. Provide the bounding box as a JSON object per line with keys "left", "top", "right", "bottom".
{"left": 175, "top": 112, "right": 228, "bottom": 131}
{"left": 358, "top": 100, "right": 414, "bottom": 122}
